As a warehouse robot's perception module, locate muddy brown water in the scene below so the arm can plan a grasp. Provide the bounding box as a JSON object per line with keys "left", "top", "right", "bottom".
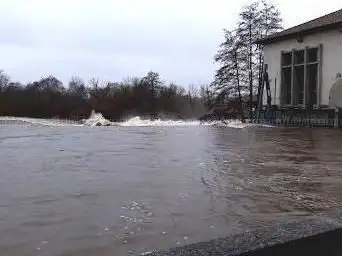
{"left": 1, "top": 122, "right": 342, "bottom": 255}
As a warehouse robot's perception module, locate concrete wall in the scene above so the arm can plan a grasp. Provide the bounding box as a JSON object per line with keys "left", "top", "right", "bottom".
{"left": 263, "top": 29, "right": 342, "bottom": 106}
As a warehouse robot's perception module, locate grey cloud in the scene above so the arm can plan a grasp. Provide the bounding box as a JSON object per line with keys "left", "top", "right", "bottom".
{"left": 2, "top": 0, "right": 340, "bottom": 87}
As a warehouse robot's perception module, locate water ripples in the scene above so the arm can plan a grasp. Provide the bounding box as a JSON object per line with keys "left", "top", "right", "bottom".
{"left": 1, "top": 126, "right": 342, "bottom": 255}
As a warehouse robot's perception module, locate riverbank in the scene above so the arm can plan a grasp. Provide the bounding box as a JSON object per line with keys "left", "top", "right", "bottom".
{"left": 147, "top": 213, "right": 342, "bottom": 255}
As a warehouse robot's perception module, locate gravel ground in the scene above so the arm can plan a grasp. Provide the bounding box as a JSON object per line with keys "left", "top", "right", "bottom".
{"left": 144, "top": 215, "right": 342, "bottom": 256}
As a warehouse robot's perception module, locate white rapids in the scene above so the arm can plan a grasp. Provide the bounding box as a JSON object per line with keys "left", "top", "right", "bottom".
{"left": 81, "top": 111, "right": 113, "bottom": 127}
{"left": 0, "top": 110, "right": 273, "bottom": 129}
{"left": 80, "top": 111, "right": 257, "bottom": 128}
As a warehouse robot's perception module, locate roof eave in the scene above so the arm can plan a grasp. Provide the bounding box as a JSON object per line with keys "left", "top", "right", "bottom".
{"left": 257, "top": 21, "right": 342, "bottom": 45}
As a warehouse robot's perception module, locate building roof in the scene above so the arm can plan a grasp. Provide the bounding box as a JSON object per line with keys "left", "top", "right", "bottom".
{"left": 258, "top": 9, "right": 342, "bottom": 45}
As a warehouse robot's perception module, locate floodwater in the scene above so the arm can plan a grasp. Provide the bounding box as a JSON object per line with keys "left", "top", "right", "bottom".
{"left": 1, "top": 118, "right": 342, "bottom": 255}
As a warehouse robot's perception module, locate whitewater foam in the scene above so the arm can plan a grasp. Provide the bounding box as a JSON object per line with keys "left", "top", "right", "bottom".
{"left": 0, "top": 116, "right": 82, "bottom": 127}
{"left": 201, "top": 119, "right": 251, "bottom": 129}
{"left": 119, "top": 116, "right": 200, "bottom": 127}
{"left": 0, "top": 111, "right": 274, "bottom": 129}
{"left": 82, "top": 111, "right": 113, "bottom": 127}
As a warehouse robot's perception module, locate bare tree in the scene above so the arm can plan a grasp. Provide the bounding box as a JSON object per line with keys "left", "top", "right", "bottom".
{"left": 214, "top": 30, "right": 247, "bottom": 119}
{"left": 89, "top": 78, "right": 100, "bottom": 89}
{"left": 214, "top": 0, "right": 283, "bottom": 118}
{"left": 256, "top": 0, "right": 283, "bottom": 97}
{"left": 142, "top": 71, "right": 163, "bottom": 118}
{"left": 69, "top": 76, "right": 87, "bottom": 98}
{"left": 0, "top": 70, "right": 10, "bottom": 92}
{"left": 237, "top": 2, "right": 260, "bottom": 117}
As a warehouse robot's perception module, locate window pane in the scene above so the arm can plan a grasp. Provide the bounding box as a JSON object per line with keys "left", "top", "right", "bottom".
{"left": 282, "top": 67, "right": 292, "bottom": 104}
{"left": 307, "top": 64, "right": 318, "bottom": 106}
{"left": 295, "top": 50, "right": 304, "bottom": 64}
{"left": 282, "top": 52, "right": 292, "bottom": 66}
{"left": 308, "top": 48, "right": 318, "bottom": 62}
{"left": 294, "top": 66, "right": 304, "bottom": 105}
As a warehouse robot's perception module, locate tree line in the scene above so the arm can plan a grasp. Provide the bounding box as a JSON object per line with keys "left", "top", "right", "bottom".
{"left": 212, "top": 0, "right": 283, "bottom": 118}
{"left": 0, "top": 0, "right": 283, "bottom": 121}
{"left": 0, "top": 70, "right": 211, "bottom": 121}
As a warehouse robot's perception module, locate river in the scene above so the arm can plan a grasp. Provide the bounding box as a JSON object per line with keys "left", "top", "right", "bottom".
{"left": 1, "top": 116, "right": 342, "bottom": 255}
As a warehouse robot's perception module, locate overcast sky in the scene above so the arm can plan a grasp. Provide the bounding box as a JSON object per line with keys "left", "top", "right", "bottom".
{"left": 0, "top": 0, "right": 341, "bottom": 87}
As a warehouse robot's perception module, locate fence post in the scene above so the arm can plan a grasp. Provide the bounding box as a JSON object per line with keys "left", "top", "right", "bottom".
{"left": 334, "top": 108, "right": 339, "bottom": 128}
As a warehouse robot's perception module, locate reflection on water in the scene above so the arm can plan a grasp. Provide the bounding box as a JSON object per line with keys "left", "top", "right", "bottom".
{"left": 1, "top": 125, "right": 342, "bottom": 255}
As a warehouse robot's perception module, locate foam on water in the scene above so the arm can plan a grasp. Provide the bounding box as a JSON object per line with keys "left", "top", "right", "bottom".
{"left": 0, "top": 110, "right": 274, "bottom": 129}
{"left": 117, "top": 115, "right": 267, "bottom": 129}
{"left": 82, "top": 110, "right": 113, "bottom": 127}
{"left": 202, "top": 119, "right": 251, "bottom": 129}
{"left": 0, "top": 116, "right": 82, "bottom": 127}
{"left": 119, "top": 116, "right": 199, "bottom": 127}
